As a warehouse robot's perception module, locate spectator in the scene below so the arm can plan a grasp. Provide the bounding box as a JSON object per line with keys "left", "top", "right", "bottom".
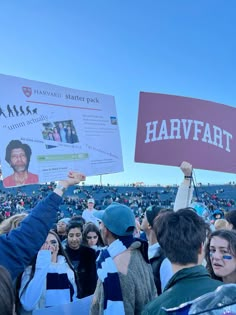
{"left": 91, "top": 202, "right": 156, "bottom": 315}
{"left": 174, "top": 161, "right": 193, "bottom": 211}
{"left": 211, "top": 209, "right": 224, "bottom": 222}
{"left": 18, "top": 230, "right": 78, "bottom": 313}
{"left": 56, "top": 218, "right": 70, "bottom": 242}
{"left": 0, "top": 265, "right": 15, "bottom": 315}
{"left": 0, "top": 171, "right": 85, "bottom": 280}
{"left": 65, "top": 221, "right": 97, "bottom": 298}
{"left": 225, "top": 210, "right": 236, "bottom": 230}
{"left": 82, "top": 222, "right": 104, "bottom": 253}
{"left": 82, "top": 198, "right": 99, "bottom": 226}
{"left": 164, "top": 283, "right": 236, "bottom": 315}
{"left": 205, "top": 229, "right": 236, "bottom": 283}
{"left": 70, "top": 215, "right": 86, "bottom": 226}
{"left": 141, "top": 206, "right": 172, "bottom": 295}
{"left": 142, "top": 208, "right": 222, "bottom": 315}
{"left": 214, "top": 218, "right": 228, "bottom": 230}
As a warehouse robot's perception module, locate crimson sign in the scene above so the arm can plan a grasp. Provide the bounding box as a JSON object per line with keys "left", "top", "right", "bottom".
{"left": 135, "top": 92, "right": 236, "bottom": 173}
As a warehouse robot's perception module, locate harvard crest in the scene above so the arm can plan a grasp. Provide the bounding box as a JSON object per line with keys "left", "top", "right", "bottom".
{"left": 22, "top": 86, "right": 32, "bottom": 97}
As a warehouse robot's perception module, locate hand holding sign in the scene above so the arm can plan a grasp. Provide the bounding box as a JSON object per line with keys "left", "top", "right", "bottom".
{"left": 180, "top": 161, "right": 193, "bottom": 177}
{"left": 54, "top": 171, "right": 86, "bottom": 196}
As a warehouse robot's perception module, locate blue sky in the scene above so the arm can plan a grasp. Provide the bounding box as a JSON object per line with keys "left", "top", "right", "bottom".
{"left": 0, "top": 1, "right": 236, "bottom": 185}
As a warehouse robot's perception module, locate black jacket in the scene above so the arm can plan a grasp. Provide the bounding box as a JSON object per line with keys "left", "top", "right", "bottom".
{"left": 65, "top": 245, "right": 97, "bottom": 298}
{"left": 149, "top": 246, "right": 166, "bottom": 295}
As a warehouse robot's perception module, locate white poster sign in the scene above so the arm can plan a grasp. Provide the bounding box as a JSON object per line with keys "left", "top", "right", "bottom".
{"left": 0, "top": 74, "right": 123, "bottom": 187}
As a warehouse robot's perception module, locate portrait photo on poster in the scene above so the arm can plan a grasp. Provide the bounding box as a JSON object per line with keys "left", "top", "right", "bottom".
{"left": 3, "top": 139, "right": 39, "bottom": 187}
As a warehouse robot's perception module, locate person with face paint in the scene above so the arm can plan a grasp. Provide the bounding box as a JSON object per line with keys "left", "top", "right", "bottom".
{"left": 17, "top": 230, "right": 78, "bottom": 314}
{"left": 0, "top": 171, "right": 85, "bottom": 282}
{"left": 205, "top": 229, "right": 236, "bottom": 283}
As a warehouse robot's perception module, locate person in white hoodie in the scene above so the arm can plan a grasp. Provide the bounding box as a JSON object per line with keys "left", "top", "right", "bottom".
{"left": 18, "top": 230, "right": 78, "bottom": 315}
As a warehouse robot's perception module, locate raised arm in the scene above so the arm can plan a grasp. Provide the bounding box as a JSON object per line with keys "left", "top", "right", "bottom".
{"left": 0, "top": 171, "right": 86, "bottom": 280}
{"left": 173, "top": 161, "right": 193, "bottom": 211}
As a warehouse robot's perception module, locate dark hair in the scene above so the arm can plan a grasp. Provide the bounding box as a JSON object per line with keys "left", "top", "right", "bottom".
{"left": 82, "top": 222, "right": 104, "bottom": 247}
{"left": 0, "top": 266, "right": 14, "bottom": 315}
{"left": 70, "top": 215, "right": 86, "bottom": 226}
{"left": 66, "top": 221, "right": 84, "bottom": 234}
{"left": 205, "top": 229, "right": 236, "bottom": 281}
{"left": 153, "top": 208, "right": 208, "bottom": 265}
{"left": 5, "top": 140, "right": 32, "bottom": 168}
{"left": 225, "top": 210, "right": 236, "bottom": 230}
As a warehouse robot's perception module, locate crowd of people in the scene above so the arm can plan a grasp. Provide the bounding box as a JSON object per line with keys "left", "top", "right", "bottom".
{"left": 0, "top": 179, "right": 235, "bottom": 226}
{"left": 0, "top": 163, "right": 236, "bottom": 314}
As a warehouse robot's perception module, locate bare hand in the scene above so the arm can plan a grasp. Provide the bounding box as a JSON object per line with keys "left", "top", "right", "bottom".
{"left": 180, "top": 161, "right": 192, "bottom": 177}
{"left": 58, "top": 171, "right": 86, "bottom": 189}
{"left": 40, "top": 243, "right": 53, "bottom": 251}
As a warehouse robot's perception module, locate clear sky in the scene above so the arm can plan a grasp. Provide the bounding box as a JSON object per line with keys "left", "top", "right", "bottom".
{"left": 0, "top": 0, "right": 236, "bottom": 186}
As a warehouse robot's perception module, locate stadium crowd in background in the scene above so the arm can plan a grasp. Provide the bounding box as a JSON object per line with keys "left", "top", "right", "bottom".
{"left": 0, "top": 163, "right": 236, "bottom": 314}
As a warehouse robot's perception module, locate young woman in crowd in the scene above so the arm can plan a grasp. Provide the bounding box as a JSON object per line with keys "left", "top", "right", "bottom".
{"left": 205, "top": 229, "right": 236, "bottom": 283}
{"left": 18, "top": 230, "right": 78, "bottom": 314}
{"left": 0, "top": 171, "right": 85, "bottom": 282}
{"left": 65, "top": 221, "right": 97, "bottom": 298}
{"left": 81, "top": 222, "right": 104, "bottom": 252}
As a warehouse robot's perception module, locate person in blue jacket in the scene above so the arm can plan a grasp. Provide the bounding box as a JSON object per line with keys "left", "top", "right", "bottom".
{"left": 0, "top": 171, "right": 85, "bottom": 281}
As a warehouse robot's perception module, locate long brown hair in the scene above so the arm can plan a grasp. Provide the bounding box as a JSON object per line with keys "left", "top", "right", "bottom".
{"left": 0, "top": 266, "right": 15, "bottom": 315}
{"left": 82, "top": 222, "right": 104, "bottom": 247}
{"left": 205, "top": 229, "right": 236, "bottom": 281}
{"left": 16, "top": 230, "right": 80, "bottom": 308}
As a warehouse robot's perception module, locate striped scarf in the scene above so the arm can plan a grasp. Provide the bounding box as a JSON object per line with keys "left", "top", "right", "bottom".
{"left": 45, "top": 272, "right": 74, "bottom": 307}
{"left": 96, "top": 236, "right": 135, "bottom": 315}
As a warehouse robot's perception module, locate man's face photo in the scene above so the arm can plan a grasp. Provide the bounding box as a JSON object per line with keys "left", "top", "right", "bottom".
{"left": 10, "top": 148, "right": 28, "bottom": 172}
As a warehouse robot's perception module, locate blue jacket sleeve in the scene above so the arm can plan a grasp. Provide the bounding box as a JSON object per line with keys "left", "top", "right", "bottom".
{"left": 0, "top": 192, "right": 62, "bottom": 280}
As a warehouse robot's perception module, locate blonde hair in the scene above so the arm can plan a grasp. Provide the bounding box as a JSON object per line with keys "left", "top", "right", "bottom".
{"left": 214, "top": 218, "right": 228, "bottom": 230}
{"left": 0, "top": 213, "right": 28, "bottom": 234}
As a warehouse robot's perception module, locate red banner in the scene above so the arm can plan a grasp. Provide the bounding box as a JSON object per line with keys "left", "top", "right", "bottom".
{"left": 135, "top": 92, "right": 236, "bottom": 173}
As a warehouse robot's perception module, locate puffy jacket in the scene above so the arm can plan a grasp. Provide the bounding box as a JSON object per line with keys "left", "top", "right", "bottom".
{"left": 0, "top": 192, "right": 61, "bottom": 280}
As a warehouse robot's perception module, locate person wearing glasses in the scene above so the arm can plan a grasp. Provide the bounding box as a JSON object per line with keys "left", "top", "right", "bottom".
{"left": 17, "top": 230, "right": 78, "bottom": 314}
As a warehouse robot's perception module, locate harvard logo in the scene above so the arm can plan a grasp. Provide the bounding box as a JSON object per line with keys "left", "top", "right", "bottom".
{"left": 22, "top": 86, "right": 32, "bottom": 97}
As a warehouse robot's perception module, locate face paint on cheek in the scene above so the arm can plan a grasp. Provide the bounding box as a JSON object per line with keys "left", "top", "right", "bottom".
{"left": 223, "top": 255, "right": 233, "bottom": 260}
